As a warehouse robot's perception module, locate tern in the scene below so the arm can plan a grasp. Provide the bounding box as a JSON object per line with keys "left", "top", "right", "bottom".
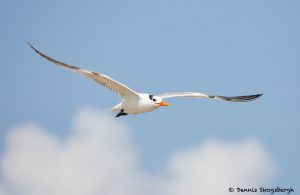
{"left": 28, "top": 43, "right": 262, "bottom": 117}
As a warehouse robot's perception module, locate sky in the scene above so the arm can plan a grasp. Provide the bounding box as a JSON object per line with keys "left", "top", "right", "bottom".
{"left": 0, "top": 0, "right": 299, "bottom": 194}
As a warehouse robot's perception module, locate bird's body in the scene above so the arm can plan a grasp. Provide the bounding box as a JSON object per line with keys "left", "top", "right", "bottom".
{"left": 119, "top": 93, "right": 157, "bottom": 114}
{"left": 111, "top": 93, "right": 166, "bottom": 115}
{"left": 28, "top": 43, "right": 262, "bottom": 117}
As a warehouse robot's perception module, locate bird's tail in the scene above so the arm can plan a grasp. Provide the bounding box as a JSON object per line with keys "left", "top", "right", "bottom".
{"left": 107, "top": 102, "right": 122, "bottom": 112}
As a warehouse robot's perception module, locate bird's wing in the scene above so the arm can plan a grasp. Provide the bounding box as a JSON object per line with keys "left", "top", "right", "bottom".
{"left": 158, "top": 92, "right": 262, "bottom": 102}
{"left": 28, "top": 43, "right": 139, "bottom": 100}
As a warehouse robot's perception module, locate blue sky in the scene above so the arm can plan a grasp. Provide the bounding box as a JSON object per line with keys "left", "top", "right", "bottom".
{"left": 0, "top": 0, "right": 299, "bottom": 193}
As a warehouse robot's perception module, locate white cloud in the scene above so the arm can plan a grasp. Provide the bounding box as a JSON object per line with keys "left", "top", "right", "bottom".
{"left": 161, "top": 139, "right": 275, "bottom": 195}
{"left": 0, "top": 108, "right": 275, "bottom": 195}
{"left": 0, "top": 109, "right": 144, "bottom": 195}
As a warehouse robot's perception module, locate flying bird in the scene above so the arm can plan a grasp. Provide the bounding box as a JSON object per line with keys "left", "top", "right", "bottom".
{"left": 28, "top": 43, "right": 262, "bottom": 117}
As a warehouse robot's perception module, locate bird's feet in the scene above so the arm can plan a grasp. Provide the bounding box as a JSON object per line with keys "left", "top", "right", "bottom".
{"left": 115, "top": 109, "right": 128, "bottom": 118}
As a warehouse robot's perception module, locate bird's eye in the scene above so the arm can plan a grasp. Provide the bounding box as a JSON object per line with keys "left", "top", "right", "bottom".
{"left": 149, "top": 95, "right": 153, "bottom": 100}
{"left": 153, "top": 98, "right": 156, "bottom": 102}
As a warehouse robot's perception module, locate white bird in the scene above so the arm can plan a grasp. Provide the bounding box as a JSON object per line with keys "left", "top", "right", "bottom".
{"left": 28, "top": 43, "right": 262, "bottom": 117}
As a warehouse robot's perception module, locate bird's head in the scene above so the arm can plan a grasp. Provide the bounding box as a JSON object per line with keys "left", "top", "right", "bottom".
{"left": 148, "top": 94, "right": 170, "bottom": 107}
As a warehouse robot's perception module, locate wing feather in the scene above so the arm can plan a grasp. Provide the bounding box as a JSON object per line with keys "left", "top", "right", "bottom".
{"left": 28, "top": 43, "right": 139, "bottom": 100}
{"left": 158, "top": 92, "right": 262, "bottom": 102}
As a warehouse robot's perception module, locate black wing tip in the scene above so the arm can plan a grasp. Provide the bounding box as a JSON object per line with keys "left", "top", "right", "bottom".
{"left": 27, "top": 42, "right": 41, "bottom": 54}
{"left": 220, "top": 93, "right": 263, "bottom": 102}
{"left": 254, "top": 93, "right": 263, "bottom": 99}
{"left": 240, "top": 93, "right": 263, "bottom": 102}
{"left": 27, "top": 42, "right": 52, "bottom": 63}
{"left": 27, "top": 42, "right": 34, "bottom": 49}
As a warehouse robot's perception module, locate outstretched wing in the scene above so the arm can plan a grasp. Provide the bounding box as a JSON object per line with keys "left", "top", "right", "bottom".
{"left": 28, "top": 43, "right": 139, "bottom": 100}
{"left": 158, "top": 92, "right": 262, "bottom": 102}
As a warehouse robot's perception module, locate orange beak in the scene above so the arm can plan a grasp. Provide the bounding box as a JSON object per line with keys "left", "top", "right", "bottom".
{"left": 158, "top": 101, "right": 170, "bottom": 106}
